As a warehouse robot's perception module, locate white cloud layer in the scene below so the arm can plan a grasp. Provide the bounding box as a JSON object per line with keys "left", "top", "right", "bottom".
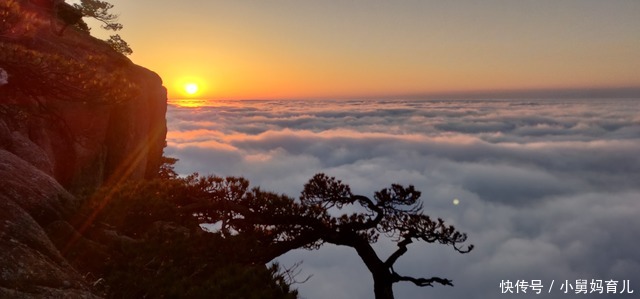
{"left": 166, "top": 98, "right": 640, "bottom": 298}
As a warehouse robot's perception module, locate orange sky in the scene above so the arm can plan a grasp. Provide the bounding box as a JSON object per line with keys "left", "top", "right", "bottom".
{"left": 75, "top": 0, "right": 640, "bottom": 100}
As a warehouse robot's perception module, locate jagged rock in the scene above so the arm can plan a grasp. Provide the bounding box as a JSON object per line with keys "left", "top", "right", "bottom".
{"left": 45, "top": 220, "right": 112, "bottom": 277}
{"left": 0, "top": 150, "right": 98, "bottom": 298}
{"left": 0, "top": 150, "right": 76, "bottom": 225}
{"left": 1, "top": 0, "right": 167, "bottom": 191}
{"left": 0, "top": 1, "right": 168, "bottom": 297}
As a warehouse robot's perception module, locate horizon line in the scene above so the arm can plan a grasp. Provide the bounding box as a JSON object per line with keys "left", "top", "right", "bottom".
{"left": 169, "top": 86, "right": 640, "bottom": 101}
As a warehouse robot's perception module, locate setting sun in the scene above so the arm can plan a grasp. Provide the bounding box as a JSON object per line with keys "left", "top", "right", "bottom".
{"left": 185, "top": 83, "right": 199, "bottom": 95}
{"left": 173, "top": 76, "right": 207, "bottom": 98}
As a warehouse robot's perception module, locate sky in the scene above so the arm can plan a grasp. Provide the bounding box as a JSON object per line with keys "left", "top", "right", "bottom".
{"left": 61, "top": 1, "right": 640, "bottom": 297}
{"left": 164, "top": 98, "right": 640, "bottom": 298}
{"left": 73, "top": 0, "right": 640, "bottom": 100}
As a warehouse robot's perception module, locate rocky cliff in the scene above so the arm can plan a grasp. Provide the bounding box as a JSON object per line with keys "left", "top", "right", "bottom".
{"left": 1, "top": 0, "right": 167, "bottom": 297}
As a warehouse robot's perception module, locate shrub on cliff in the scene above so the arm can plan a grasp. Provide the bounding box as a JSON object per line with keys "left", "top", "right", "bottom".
{"left": 1, "top": 0, "right": 40, "bottom": 37}
{"left": 106, "top": 235, "right": 297, "bottom": 299}
{"left": 69, "top": 177, "right": 299, "bottom": 298}
{"left": 0, "top": 0, "right": 21, "bottom": 35}
{"left": 0, "top": 42, "right": 138, "bottom": 103}
{"left": 71, "top": 0, "right": 132, "bottom": 55}
{"left": 178, "top": 173, "right": 473, "bottom": 299}
{"left": 73, "top": 0, "right": 121, "bottom": 31}
{"left": 68, "top": 168, "right": 473, "bottom": 299}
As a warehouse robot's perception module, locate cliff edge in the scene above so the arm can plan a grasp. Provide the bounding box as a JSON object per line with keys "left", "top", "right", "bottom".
{"left": 1, "top": 0, "right": 167, "bottom": 297}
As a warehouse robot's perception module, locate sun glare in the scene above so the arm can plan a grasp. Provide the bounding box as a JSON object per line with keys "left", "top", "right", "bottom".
{"left": 185, "top": 83, "right": 199, "bottom": 95}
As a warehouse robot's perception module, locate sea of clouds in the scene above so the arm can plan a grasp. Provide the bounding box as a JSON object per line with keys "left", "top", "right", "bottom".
{"left": 165, "top": 98, "right": 640, "bottom": 299}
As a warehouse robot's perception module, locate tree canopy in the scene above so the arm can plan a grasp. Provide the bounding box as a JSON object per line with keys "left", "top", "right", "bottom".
{"left": 68, "top": 0, "right": 132, "bottom": 55}
{"left": 64, "top": 163, "right": 472, "bottom": 298}
{"left": 73, "top": 0, "right": 122, "bottom": 31}
{"left": 178, "top": 173, "right": 474, "bottom": 299}
{"left": 63, "top": 176, "right": 298, "bottom": 298}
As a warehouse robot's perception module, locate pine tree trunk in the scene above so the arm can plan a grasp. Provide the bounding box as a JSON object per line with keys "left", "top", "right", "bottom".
{"left": 350, "top": 239, "right": 397, "bottom": 299}
{"left": 373, "top": 278, "right": 394, "bottom": 299}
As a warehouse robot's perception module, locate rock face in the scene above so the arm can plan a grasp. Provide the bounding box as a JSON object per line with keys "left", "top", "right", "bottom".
{"left": 0, "top": 150, "right": 100, "bottom": 298}
{"left": 0, "top": 1, "right": 167, "bottom": 297}
{"left": 1, "top": 0, "right": 167, "bottom": 190}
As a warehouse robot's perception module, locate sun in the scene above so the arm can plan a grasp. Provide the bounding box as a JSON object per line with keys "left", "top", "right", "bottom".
{"left": 185, "top": 83, "right": 199, "bottom": 95}
{"left": 175, "top": 76, "right": 207, "bottom": 99}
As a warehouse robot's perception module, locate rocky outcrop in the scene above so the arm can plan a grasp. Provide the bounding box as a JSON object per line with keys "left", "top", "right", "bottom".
{"left": 0, "top": 150, "right": 100, "bottom": 298}
{"left": 1, "top": 0, "right": 167, "bottom": 190}
{"left": 0, "top": 1, "right": 168, "bottom": 297}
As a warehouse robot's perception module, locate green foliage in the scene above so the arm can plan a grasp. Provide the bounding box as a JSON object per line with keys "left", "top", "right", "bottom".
{"left": 0, "top": 0, "right": 21, "bottom": 34}
{"left": 158, "top": 155, "right": 179, "bottom": 179}
{"left": 73, "top": 0, "right": 122, "bottom": 31}
{"left": 72, "top": 0, "right": 131, "bottom": 55}
{"left": 181, "top": 173, "right": 473, "bottom": 299}
{"left": 106, "top": 34, "right": 132, "bottom": 56}
{"left": 0, "top": 42, "right": 139, "bottom": 103}
{"left": 80, "top": 179, "right": 188, "bottom": 237}
{"left": 106, "top": 232, "right": 297, "bottom": 299}
{"left": 73, "top": 176, "right": 299, "bottom": 298}
{"left": 56, "top": 2, "right": 88, "bottom": 33}
{"left": 0, "top": 0, "right": 39, "bottom": 37}
{"left": 69, "top": 170, "right": 471, "bottom": 299}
